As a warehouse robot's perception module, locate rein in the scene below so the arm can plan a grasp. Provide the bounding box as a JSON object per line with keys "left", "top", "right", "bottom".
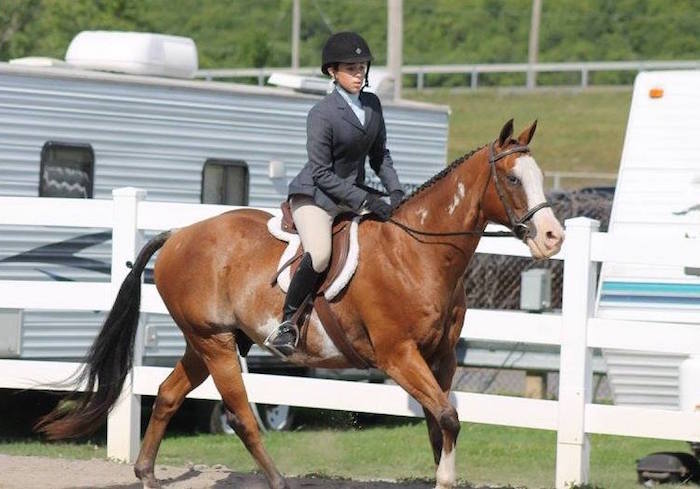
{"left": 388, "top": 142, "right": 551, "bottom": 242}
{"left": 388, "top": 218, "right": 514, "bottom": 238}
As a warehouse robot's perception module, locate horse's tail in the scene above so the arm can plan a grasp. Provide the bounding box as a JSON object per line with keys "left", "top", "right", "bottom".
{"left": 35, "top": 231, "right": 171, "bottom": 440}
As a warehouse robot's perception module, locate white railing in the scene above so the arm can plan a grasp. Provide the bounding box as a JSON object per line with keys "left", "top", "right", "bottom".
{"left": 0, "top": 188, "right": 699, "bottom": 489}
{"left": 544, "top": 170, "right": 617, "bottom": 190}
{"left": 196, "top": 59, "right": 700, "bottom": 89}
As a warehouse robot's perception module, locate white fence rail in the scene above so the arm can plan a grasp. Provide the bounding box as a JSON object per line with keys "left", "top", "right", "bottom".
{"left": 196, "top": 59, "right": 700, "bottom": 89}
{"left": 0, "top": 188, "right": 699, "bottom": 488}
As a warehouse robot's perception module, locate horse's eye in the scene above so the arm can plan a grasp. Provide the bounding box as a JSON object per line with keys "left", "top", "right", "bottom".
{"left": 507, "top": 174, "right": 520, "bottom": 185}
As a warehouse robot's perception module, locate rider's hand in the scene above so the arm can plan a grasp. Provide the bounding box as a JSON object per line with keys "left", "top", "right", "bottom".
{"left": 364, "top": 194, "right": 393, "bottom": 222}
{"left": 389, "top": 190, "right": 404, "bottom": 209}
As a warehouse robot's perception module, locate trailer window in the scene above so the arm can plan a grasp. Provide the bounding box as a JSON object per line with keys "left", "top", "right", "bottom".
{"left": 201, "top": 159, "right": 249, "bottom": 205}
{"left": 39, "top": 141, "right": 94, "bottom": 198}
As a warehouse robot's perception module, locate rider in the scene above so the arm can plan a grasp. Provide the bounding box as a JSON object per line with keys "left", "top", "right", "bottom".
{"left": 264, "top": 31, "right": 405, "bottom": 356}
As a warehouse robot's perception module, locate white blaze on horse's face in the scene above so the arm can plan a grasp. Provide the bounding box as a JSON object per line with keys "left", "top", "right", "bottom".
{"left": 512, "top": 155, "right": 565, "bottom": 258}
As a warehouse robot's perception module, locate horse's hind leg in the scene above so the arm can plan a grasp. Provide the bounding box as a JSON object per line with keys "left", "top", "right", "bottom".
{"left": 378, "top": 343, "right": 460, "bottom": 489}
{"left": 195, "top": 332, "right": 288, "bottom": 489}
{"left": 134, "top": 345, "right": 209, "bottom": 488}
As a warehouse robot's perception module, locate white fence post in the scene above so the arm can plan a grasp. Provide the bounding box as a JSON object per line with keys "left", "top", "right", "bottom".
{"left": 107, "top": 187, "right": 146, "bottom": 462}
{"left": 556, "top": 217, "right": 599, "bottom": 488}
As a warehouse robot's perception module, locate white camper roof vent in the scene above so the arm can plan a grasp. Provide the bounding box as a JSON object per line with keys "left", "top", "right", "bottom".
{"left": 65, "top": 31, "right": 198, "bottom": 78}
{"left": 267, "top": 73, "right": 332, "bottom": 94}
{"left": 267, "top": 68, "right": 395, "bottom": 99}
{"left": 9, "top": 57, "right": 70, "bottom": 68}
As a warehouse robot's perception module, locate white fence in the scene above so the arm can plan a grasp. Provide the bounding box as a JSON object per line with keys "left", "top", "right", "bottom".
{"left": 544, "top": 170, "right": 616, "bottom": 190}
{"left": 0, "top": 188, "right": 699, "bottom": 488}
{"left": 196, "top": 59, "right": 700, "bottom": 89}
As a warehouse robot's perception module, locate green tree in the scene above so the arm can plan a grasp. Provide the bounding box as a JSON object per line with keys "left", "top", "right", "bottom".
{"left": 0, "top": 0, "right": 42, "bottom": 60}
{"left": 1, "top": 0, "right": 698, "bottom": 86}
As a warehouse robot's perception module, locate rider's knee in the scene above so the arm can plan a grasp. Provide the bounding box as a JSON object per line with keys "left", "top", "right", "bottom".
{"left": 309, "top": 250, "right": 330, "bottom": 273}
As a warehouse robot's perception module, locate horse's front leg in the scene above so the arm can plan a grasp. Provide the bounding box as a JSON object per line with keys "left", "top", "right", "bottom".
{"left": 422, "top": 349, "right": 459, "bottom": 466}
{"left": 423, "top": 283, "right": 466, "bottom": 478}
{"left": 377, "top": 341, "right": 460, "bottom": 489}
{"left": 426, "top": 349, "right": 459, "bottom": 485}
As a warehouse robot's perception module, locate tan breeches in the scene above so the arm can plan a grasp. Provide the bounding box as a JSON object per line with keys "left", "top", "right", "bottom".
{"left": 290, "top": 195, "right": 334, "bottom": 273}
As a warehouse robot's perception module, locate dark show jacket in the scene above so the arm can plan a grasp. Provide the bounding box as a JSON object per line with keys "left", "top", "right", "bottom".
{"left": 287, "top": 88, "right": 402, "bottom": 215}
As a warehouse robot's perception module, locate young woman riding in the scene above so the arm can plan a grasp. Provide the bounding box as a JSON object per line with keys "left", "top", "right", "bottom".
{"left": 264, "top": 31, "right": 405, "bottom": 356}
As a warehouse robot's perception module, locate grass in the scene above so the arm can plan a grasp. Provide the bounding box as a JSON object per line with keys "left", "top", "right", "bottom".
{"left": 406, "top": 87, "right": 632, "bottom": 181}
{"left": 0, "top": 421, "right": 692, "bottom": 489}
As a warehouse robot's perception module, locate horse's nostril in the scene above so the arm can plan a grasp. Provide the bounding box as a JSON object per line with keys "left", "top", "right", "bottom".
{"left": 545, "top": 230, "right": 562, "bottom": 247}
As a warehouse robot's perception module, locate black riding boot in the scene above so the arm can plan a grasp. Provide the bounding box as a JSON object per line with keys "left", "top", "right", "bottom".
{"left": 264, "top": 253, "right": 321, "bottom": 356}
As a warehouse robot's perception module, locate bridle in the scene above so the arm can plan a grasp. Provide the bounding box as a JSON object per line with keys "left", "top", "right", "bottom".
{"left": 487, "top": 141, "right": 551, "bottom": 241}
{"left": 388, "top": 141, "right": 551, "bottom": 242}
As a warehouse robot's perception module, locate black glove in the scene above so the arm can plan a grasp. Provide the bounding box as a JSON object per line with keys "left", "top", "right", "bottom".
{"left": 364, "top": 194, "right": 393, "bottom": 222}
{"left": 389, "top": 190, "right": 405, "bottom": 209}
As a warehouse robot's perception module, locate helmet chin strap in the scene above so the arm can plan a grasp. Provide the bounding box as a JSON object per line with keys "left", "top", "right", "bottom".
{"left": 331, "top": 67, "right": 370, "bottom": 92}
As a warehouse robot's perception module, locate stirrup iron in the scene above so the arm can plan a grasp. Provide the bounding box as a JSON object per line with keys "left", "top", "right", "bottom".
{"left": 263, "top": 320, "right": 299, "bottom": 358}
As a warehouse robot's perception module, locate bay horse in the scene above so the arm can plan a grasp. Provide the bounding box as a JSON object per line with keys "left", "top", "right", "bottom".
{"left": 36, "top": 120, "right": 564, "bottom": 489}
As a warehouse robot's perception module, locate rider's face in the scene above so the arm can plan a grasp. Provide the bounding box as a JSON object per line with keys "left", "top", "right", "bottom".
{"left": 329, "top": 62, "right": 367, "bottom": 94}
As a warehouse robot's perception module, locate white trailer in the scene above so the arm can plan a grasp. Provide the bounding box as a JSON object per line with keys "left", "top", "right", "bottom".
{"left": 0, "top": 35, "right": 450, "bottom": 429}
{"left": 0, "top": 41, "right": 448, "bottom": 371}
{"left": 597, "top": 70, "right": 700, "bottom": 409}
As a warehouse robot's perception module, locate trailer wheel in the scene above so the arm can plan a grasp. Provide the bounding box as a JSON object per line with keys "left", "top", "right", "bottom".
{"left": 258, "top": 404, "right": 295, "bottom": 431}
{"left": 208, "top": 401, "right": 236, "bottom": 435}
{"left": 207, "top": 401, "right": 295, "bottom": 433}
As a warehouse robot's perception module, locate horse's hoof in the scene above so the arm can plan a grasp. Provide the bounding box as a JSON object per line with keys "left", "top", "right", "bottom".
{"left": 139, "top": 474, "right": 160, "bottom": 488}
{"left": 270, "top": 475, "right": 290, "bottom": 489}
{"left": 142, "top": 480, "right": 160, "bottom": 489}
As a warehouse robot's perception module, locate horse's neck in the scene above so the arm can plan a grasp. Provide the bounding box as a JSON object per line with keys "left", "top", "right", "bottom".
{"left": 392, "top": 149, "right": 491, "bottom": 283}
{"left": 397, "top": 149, "right": 490, "bottom": 236}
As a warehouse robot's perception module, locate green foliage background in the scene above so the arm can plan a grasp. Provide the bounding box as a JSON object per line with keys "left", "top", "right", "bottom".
{"left": 2, "top": 0, "right": 699, "bottom": 83}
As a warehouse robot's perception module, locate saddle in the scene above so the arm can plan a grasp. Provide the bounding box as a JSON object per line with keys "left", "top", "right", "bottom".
{"left": 266, "top": 201, "right": 371, "bottom": 369}
{"left": 275, "top": 200, "right": 354, "bottom": 290}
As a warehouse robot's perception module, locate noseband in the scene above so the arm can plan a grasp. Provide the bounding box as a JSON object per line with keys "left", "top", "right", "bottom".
{"left": 488, "top": 142, "right": 551, "bottom": 242}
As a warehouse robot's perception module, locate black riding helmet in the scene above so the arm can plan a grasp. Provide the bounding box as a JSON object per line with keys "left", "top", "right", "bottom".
{"left": 321, "top": 31, "right": 373, "bottom": 87}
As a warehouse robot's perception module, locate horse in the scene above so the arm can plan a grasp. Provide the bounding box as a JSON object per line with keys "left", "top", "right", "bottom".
{"left": 36, "top": 119, "right": 564, "bottom": 489}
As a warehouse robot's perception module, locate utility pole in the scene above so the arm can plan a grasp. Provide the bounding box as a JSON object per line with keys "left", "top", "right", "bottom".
{"left": 527, "top": 0, "right": 542, "bottom": 90}
{"left": 387, "top": 0, "right": 403, "bottom": 100}
{"left": 291, "top": 0, "right": 300, "bottom": 70}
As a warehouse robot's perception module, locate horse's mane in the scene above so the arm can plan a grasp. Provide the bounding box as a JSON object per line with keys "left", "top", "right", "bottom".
{"left": 398, "top": 144, "right": 486, "bottom": 209}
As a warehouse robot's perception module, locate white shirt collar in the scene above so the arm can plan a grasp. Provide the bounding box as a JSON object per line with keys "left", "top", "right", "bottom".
{"left": 335, "top": 84, "right": 361, "bottom": 107}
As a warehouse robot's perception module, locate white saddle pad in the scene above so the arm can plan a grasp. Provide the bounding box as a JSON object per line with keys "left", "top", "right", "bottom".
{"left": 266, "top": 215, "right": 361, "bottom": 301}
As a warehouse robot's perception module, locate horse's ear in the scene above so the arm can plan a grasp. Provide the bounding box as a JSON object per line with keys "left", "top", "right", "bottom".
{"left": 517, "top": 120, "right": 538, "bottom": 145}
{"left": 498, "top": 119, "right": 514, "bottom": 147}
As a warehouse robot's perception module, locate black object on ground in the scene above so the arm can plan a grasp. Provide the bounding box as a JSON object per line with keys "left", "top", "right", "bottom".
{"left": 636, "top": 451, "right": 700, "bottom": 485}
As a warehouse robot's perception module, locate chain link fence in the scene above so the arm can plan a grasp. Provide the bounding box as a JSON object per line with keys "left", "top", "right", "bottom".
{"left": 456, "top": 188, "right": 614, "bottom": 401}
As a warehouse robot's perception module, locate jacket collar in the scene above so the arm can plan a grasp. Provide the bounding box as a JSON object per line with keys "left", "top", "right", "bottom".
{"left": 332, "top": 88, "right": 372, "bottom": 133}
